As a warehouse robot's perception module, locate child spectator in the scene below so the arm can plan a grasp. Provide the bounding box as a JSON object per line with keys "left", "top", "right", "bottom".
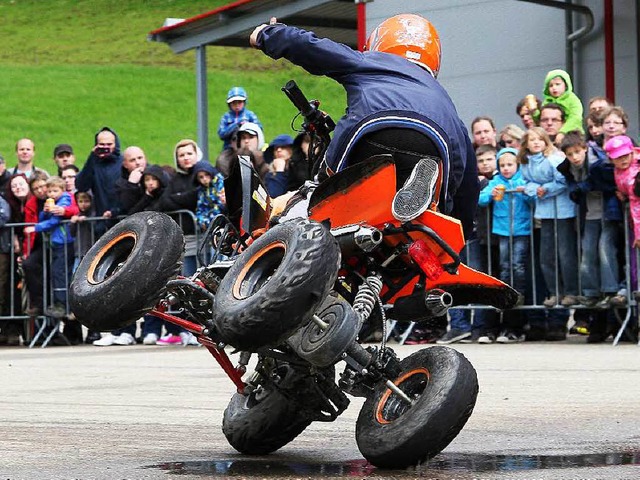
{"left": 518, "top": 127, "right": 578, "bottom": 310}
{"left": 217, "top": 87, "right": 262, "bottom": 150}
{"left": 534, "top": 69, "right": 585, "bottom": 145}
{"left": 478, "top": 147, "right": 532, "bottom": 342}
{"left": 436, "top": 144, "right": 498, "bottom": 345}
{"left": 605, "top": 135, "right": 640, "bottom": 247}
{"left": 24, "top": 176, "right": 74, "bottom": 319}
{"left": 61, "top": 165, "right": 79, "bottom": 194}
{"left": 193, "top": 161, "right": 226, "bottom": 232}
{"left": 128, "top": 165, "right": 168, "bottom": 214}
{"left": 557, "top": 132, "right": 624, "bottom": 308}
{"left": 264, "top": 134, "right": 295, "bottom": 198}
{"left": 70, "top": 192, "right": 94, "bottom": 270}
{"left": 585, "top": 111, "right": 606, "bottom": 155}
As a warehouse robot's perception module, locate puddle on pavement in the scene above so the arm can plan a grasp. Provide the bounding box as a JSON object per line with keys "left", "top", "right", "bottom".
{"left": 149, "top": 450, "right": 640, "bottom": 477}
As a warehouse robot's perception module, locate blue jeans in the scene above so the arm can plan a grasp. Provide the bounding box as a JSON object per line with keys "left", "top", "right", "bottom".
{"left": 448, "top": 238, "right": 497, "bottom": 333}
{"left": 51, "top": 243, "right": 74, "bottom": 306}
{"left": 580, "top": 219, "right": 621, "bottom": 296}
{"left": 539, "top": 218, "right": 578, "bottom": 296}
{"left": 498, "top": 235, "right": 529, "bottom": 295}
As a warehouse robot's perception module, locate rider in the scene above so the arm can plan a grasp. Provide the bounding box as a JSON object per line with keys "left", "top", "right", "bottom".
{"left": 250, "top": 14, "right": 478, "bottom": 236}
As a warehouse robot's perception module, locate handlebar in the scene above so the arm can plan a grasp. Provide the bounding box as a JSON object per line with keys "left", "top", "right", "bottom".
{"left": 282, "top": 80, "right": 316, "bottom": 120}
{"left": 281, "top": 80, "right": 336, "bottom": 178}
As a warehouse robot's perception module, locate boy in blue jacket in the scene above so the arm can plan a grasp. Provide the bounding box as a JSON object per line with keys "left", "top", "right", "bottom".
{"left": 479, "top": 148, "right": 533, "bottom": 342}
{"left": 217, "top": 87, "right": 262, "bottom": 150}
{"left": 24, "top": 176, "right": 74, "bottom": 318}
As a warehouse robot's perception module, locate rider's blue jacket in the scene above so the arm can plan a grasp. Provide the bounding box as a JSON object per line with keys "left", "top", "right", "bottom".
{"left": 257, "top": 24, "right": 478, "bottom": 235}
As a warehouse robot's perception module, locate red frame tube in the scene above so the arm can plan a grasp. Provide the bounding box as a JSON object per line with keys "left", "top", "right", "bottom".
{"left": 149, "top": 306, "right": 246, "bottom": 393}
{"left": 357, "top": 1, "right": 367, "bottom": 51}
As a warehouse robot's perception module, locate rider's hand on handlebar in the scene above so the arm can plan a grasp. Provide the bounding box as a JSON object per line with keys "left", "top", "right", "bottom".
{"left": 250, "top": 17, "right": 277, "bottom": 47}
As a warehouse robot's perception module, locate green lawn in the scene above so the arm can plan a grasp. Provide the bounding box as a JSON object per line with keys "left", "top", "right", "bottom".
{"left": 0, "top": 0, "right": 346, "bottom": 173}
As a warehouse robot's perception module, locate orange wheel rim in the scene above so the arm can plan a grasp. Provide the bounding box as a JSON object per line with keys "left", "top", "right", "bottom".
{"left": 232, "top": 241, "right": 286, "bottom": 299}
{"left": 375, "top": 367, "right": 430, "bottom": 424}
{"left": 87, "top": 232, "right": 137, "bottom": 285}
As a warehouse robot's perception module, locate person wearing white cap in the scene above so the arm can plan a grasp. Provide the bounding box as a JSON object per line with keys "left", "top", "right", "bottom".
{"left": 217, "top": 86, "right": 263, "bottom": 151}
{"left": 215, "top": 121, "right": 268, "bottom": 180}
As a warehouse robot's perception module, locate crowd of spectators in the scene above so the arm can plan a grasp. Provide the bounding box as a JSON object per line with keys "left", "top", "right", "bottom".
{"left": 406, "top": 68, "right": 639, "bottom": 346}
{"left": 0, "top": 73, "right": 638, "bottom": 348}
{"left": 0, "top": 85, "right": 314, "bottom": 347}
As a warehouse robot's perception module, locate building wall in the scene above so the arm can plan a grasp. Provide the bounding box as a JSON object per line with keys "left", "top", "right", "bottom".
{"left": 366, "top": 0, "right": 639, "bottom": 139}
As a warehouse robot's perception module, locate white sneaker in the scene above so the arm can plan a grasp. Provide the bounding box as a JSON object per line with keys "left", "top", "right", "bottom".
{"left": 113, "top": 332, "right": 136, "bottom": 346}
{"left": 142, "top": 333, "right": 159, "bottom": 345}
{"left": 93, "top": 333, "right": 117, "bottom": 346}
{"left": 180, "top": 332, "right": 200, "bottom": 346}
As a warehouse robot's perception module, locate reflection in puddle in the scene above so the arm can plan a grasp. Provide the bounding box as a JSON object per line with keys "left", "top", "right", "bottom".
{"left": 150, "top": 450, "right": 640, "bottom": 476}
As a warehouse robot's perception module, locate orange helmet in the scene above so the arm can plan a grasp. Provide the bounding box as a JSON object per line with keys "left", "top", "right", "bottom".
{"left": 365, "top": 14, "right": 441, "bottom": 78}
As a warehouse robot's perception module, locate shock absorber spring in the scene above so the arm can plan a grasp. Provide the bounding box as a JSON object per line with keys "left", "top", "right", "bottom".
{"left": 353, "top": 274, "right": 383, "bottom": 323}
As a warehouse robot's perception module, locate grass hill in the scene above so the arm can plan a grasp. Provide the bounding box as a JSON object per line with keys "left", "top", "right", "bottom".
{"left": 0, "top": 0, "right": 346, "bottom": 173}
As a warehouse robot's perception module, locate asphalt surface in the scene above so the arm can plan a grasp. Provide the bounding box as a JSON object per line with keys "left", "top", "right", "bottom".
{"left": 1, "top": 338, "right": 639, "bottom": 479}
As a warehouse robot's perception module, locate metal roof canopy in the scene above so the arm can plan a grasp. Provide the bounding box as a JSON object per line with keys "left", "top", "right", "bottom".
{"left": 149, "top": 0, "right": 364, "bottom": 160}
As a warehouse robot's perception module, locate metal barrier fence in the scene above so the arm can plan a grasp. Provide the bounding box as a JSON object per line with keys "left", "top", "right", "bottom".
{"left": 444, "top": 192, "right": 639, "bottom": 346}
{"left": 0, "top": 210, "right": 200, "bottom": 347}
{"left": 1, "top": 199, "right": 638, "bottom": 347}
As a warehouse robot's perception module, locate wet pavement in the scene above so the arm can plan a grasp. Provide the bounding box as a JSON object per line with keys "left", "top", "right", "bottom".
{"left": 151, "top": 450, "right": 640, "bottom": 477}
{"left": 1, "top": 340, "right": 639, "bottom": 479}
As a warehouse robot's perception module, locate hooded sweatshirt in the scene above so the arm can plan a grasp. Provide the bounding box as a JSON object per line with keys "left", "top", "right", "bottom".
{"left": 128, "top": 164, "right": 169, "bottom": 214}
{"left": 159, "top": 140, "right": 204, "bottom": 234}
{"left": 478, "top": 169, "right": 533, "bottom": 236}
{"left": 613, "top": 149, "right": 640, "bottom": 240}
{"left": 540, "top": 69, "right": 584, "bottom": 134}
{"left": 193, "top": 161, "right": 225, "bottom": 230}
{"left": 76, "top": 126, "right": 123, "bottom": 216}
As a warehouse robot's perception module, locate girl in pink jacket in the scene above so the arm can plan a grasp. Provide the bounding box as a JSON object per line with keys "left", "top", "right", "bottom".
{"left": 605, "top": 135, "right": 640, "bottom": 248}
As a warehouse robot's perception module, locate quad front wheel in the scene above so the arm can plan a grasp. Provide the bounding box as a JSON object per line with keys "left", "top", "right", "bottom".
{"left": 69, "top": 211, "right": 184, "bottom": 331}
{"left": 355, "top": 346, "right": 478, "bottom": 468}
{"left": 214, "top": 219, "right": 340, "bottom": 351}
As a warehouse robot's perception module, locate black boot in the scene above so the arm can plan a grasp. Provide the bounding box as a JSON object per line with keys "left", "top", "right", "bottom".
{"left": 63, "top": 320, "right": 83, "bottom": 345}
{"left": 85, "top": 330, "right": 101, "bottom": 344}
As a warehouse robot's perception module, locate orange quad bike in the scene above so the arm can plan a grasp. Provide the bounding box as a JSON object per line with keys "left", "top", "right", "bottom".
{"left": 69, "top": 81, "right": 517, "bottom": 469}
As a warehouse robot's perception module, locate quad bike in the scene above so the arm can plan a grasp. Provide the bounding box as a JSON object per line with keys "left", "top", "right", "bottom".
{"left": 69, "top": 81, "right": 517, "bottom": 469}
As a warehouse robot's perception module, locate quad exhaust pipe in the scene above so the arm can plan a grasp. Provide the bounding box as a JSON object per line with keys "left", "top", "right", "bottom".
{"left": 424, "top": 289, "right": 453, "bottom": 317}
{"left": 332, "top": 224, "right": 383, "bottom": 253}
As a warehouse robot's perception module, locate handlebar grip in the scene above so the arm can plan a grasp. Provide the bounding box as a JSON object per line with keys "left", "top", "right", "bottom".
{"left": 282, "top": 80, "right": 315, "bottom": 118}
